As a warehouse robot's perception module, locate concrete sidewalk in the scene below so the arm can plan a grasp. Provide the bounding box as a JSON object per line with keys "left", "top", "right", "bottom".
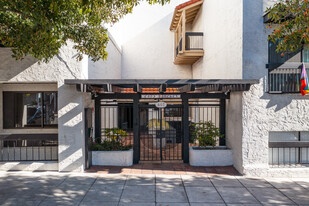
{"left": 0, "top": 172, "right": 309, "bottom": 206}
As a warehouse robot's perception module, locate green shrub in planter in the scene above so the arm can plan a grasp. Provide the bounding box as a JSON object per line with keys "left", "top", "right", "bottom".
{"left": 92, "top": 128, "right": 132, "bottom": 151}
{"left": 190, "top": 121, "right": 223, "bottom": 147}
{"left": 91, "top": 141, "right": 132, "bottom": 151}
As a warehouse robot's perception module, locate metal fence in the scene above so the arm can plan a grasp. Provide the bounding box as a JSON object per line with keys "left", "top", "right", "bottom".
{"left": 189, "top": 99, "right": 223, "bottom": 146}
{"left": 0, "top": 134, "right": 58, "bottom": 161}
{"left": 185, "top": 32, "right": 203, "bottom": 51}
{"left": 99, "top": 103, "right": 134, "bottom": 147}
{"left": 176, "top": 32, "right": 203, "bottom": 56}
{"left": 268, "top": 68, "right": 304, "bottom": 93}
{"left": 269, "top": 142, "right": 309, "bottom": 167}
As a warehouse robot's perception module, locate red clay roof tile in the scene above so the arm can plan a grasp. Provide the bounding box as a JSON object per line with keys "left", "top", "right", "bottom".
{"left": 176, "top": 0, "right": 203, "bottom": 10}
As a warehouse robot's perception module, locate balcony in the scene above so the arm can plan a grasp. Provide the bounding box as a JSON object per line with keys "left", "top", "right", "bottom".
{"left": 175, "top": 32, "right": 204, "bottom": 65}
{"left": 267, "top": 40, "right": 309, "bottom": 93}
{"left": 170, "top": 0, "right": 204, "bottom": 65}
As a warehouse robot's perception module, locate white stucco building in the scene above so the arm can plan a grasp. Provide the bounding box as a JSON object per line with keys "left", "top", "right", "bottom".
{"left": 0, "top": 0, "right": 309, "bottom": 177}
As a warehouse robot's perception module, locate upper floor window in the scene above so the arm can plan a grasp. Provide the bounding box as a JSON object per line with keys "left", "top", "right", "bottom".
{"left": 3, "top": 92, "right": 58, "bottom": 129}
{"left": 268, "top": 40, "right": 309, "bottom": 64}
{"left": 267, "top": 40, "right": 309, "bottom": 93}
{"left": 303, "top": 45, "right": 309, "bottom": 62}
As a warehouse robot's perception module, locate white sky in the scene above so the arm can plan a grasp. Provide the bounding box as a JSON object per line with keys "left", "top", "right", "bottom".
{"left": 106, "top": 0, "right": 188, "bottom": 47}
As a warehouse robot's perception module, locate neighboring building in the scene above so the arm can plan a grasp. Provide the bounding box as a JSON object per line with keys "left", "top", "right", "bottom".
{"left": 0, "top": 0, "right": 309, "bottom": 177}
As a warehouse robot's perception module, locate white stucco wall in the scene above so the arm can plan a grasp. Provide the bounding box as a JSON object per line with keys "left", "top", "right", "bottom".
{"left": 108, "top": 0, "right": 191, "bottom": 79}
{"left": 241, "top": 83, "right": 309, "bottom": 177}
{"left": 239, "top": 0, "right": 309, "bottom": 177}
{"left": 0, "top": 42, "right": 92, "bottom": 172}
{"left": 191, "top": 3, "right": 204, "bottom": 79}
{"left": 226, "top": 92, "right": 244, "bottom": 173}
{"left": 87, "top": 34, "right": 122, "bottom": 79}
{"left": 121, "top": 13, "right": 192, "bottom": 79}
{"left": 192, "top": 0, "right": 243, "bottom": 79}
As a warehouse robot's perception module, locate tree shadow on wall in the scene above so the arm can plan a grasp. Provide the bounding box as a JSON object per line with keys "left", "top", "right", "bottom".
{"left": 0, "top": 48, "right": 38, "bottom": 81}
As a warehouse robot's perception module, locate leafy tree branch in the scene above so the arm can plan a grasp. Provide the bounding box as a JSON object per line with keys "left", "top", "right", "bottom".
{"left": 266, "top": 0, "right": 309, "bottom": 55}
{"left": 0, "top": 0, "right": 170, "bottom": 62}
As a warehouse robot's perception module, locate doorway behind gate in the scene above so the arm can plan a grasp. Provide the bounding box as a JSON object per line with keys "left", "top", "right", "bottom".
{"left": 139, "top": 101, "right": 183, "bottom": 162}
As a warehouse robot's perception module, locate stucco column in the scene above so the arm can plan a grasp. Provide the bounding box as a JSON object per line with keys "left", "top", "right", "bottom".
{"left": 57, "top": 83, "right": 91, "bottom": 172}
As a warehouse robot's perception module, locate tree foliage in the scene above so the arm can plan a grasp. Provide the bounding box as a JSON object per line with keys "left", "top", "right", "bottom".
{"left": 0, "top": 0, "right": 169, "bottom": 62}
{"left": 266, "top": 0, "right": 309, "bottom": 56}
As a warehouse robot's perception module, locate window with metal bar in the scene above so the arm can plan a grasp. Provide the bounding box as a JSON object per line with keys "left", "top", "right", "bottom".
{"left": 269, "top": 131, "right": 309, "bottom": 166}
{"left": 267, "top": 40, "right": 309, "bottom": 93}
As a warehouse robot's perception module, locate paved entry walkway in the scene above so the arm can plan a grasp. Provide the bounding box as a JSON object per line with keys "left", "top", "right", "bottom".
{"left": 1, "top": 172, "right": 309, "bottom": 205}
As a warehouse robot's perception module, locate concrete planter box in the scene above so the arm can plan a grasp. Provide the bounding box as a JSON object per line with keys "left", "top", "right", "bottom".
{"left": 189, "top": 146, "right": 233, "bottom": 166}
{"left": 92, "top": 149, "right": 133, "bottom": 166}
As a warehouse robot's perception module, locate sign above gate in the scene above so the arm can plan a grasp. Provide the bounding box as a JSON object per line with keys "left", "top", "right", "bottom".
{"left": 155, "top": 101, "right": 167, "bottom": 108}
{"left": 141, "top": 94, "right": 181, "bottom": 99}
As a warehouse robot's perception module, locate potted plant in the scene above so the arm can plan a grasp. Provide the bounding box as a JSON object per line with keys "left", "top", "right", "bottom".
{"left": 189, "top": 121, "right": 233, "bottom": 166}
{"left": 91, "top": 128, "right": 133, "bottom": 166}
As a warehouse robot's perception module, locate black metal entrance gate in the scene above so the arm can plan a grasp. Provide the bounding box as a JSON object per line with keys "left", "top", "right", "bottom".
{"left": 66, "top": 78, "right": 258, "bottom": 165}
{"left": 91, "top": 93, "right": 231, "bottom": 164}
{"left": 139, "top": 103, "right": 183, "bottom": 162}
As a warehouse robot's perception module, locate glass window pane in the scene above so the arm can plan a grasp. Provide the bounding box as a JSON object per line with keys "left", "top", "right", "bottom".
{"left": 23, "top": 93, "right": 42, "bottom": 127}
{"left": 3, "top": 92, "right": 43, "bottom": 128}
{"left": 300, "top": 131, "right": 309, "bottom": 141}
{"left": 3, "top": 92, "right": 15, "bottom": 128}
{"left": 3, "top": 91, "right": 58, "bottom": 128}
{"left": 269, "top": 147, "right": 299, "bottom": 165}
{"left": 269, "top": 131, "right": 298, "bottom": 142}
{"left": 43, "top": 92, "right": 58, "bottom": 126}
{"left": 300, "top": 148, "right": 309, "bottom": 164}
{"left": 303, "top": 45, "right": 309, "bottom": 63}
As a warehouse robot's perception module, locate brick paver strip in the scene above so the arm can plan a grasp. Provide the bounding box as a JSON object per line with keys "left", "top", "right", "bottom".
{"left": 86, "top": 164, "right": 240, "bottom": 176}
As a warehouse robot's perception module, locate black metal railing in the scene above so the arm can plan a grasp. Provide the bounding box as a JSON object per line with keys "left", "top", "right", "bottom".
{"left": 268, "top": 68, "right": 307, "bottom": 93}
{"left": 269, "top": 141, "right": 309, "bottom": 167}
{"left": 176, "top": 32, "right": 203, "bottom": 56}
{"left": 176, "top": 38, "right": 182, "bottom": 56}
{"left": 189, "top": 99, "right": 225, "bottom": 146}
{"left": 185, "top": 32, "right": 203, "bottom": 51}
{"left": 0, "top": 134, "right": 58, "bottom": 161}
{"left": 94, "top": 104, "right": 133, "bottom": 149}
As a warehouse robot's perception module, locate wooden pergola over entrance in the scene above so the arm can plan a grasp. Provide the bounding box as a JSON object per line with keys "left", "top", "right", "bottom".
{"left": 65, "top": 79, "right": 258, "bottom": 164}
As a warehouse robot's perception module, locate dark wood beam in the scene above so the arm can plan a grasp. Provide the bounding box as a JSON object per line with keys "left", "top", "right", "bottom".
{"left": 198, "top": 84, "right": 221, "bottom": 93}
{"left": 159, "top": 84, "right": 167, "bottom": 93}
{"left": 178, "top": 84, "right": 196, "bottom": 93}
{"left": 221, "top": 84, "right": 251, "bottom": 92}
